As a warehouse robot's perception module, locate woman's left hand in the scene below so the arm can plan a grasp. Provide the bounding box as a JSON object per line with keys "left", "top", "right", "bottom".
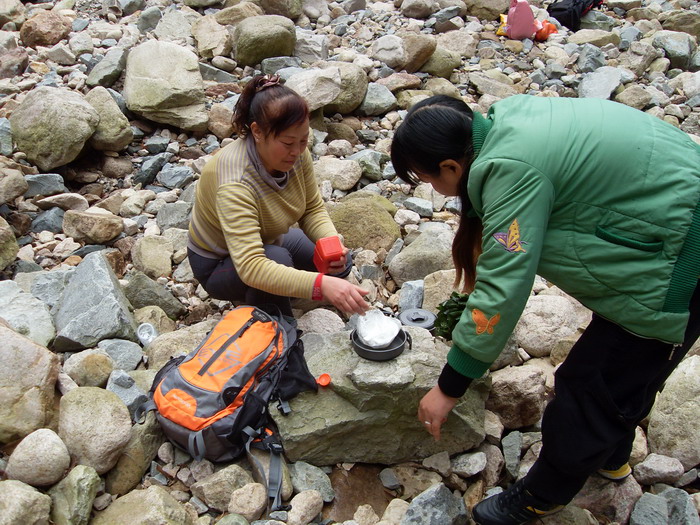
{"left": 418, "top": 385, "right": 458, "bottom": 441}
{"left": 327, "top": 244, "right": 349, "bottom": 274}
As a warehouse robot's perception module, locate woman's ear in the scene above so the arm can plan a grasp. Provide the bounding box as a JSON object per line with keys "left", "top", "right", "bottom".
{"left": 250, "top": 122, "right": 262, "bottom": 142}
{"left": 438, "top": 159, "right": 464, "bottom": 177}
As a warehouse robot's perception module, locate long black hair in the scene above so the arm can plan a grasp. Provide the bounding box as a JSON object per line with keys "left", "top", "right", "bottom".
{"left": 391, "top": 95, "right": 483, "bottom": 291}
{"left": 232, "top": 74, "right": 309, "bottom": 138}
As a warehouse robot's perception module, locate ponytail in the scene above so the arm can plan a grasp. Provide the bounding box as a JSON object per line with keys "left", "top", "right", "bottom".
{"left": 232, "top": 74, "right": 309, "bottom": 138}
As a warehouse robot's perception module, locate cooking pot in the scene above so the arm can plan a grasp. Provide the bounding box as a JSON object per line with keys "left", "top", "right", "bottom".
{"left": 350, "top": 328, "right": 412, "bottom": 361}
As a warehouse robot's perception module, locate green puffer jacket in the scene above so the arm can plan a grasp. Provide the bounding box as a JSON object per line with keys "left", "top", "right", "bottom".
{"left": 449, "top": 95, "right": 700, "bottom": 380}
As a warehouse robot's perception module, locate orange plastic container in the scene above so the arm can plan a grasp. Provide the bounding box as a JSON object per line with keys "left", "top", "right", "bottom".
{"left": 313, "top": 236, "right": 343, "bottom": 274}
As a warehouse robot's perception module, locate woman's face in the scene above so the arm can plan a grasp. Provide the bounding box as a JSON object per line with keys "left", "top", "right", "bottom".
{"left": 252, "top": 119, "right": 310, "bottom": 174}
{"left": 415, "top": 159, "right": 465, "bottom": 197}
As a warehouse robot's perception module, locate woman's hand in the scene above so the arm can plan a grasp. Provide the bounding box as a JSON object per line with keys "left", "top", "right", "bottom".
{"left": 418, "top": 385, "right": 458, "bottom": 441}
{"left": 327, "top": 243, "right": 349, "bottom": 274}
{"left": 321, "top": 275, "right": 369, "bottom": 315}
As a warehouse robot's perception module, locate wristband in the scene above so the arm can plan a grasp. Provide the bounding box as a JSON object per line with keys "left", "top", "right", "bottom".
{"left": 312, "top": 273, "right": 323, "bottom": 301}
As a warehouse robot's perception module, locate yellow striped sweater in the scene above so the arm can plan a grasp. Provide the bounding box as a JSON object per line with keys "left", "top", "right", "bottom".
{"left": 188, "top": 138, "right": 337, "bottom": 299}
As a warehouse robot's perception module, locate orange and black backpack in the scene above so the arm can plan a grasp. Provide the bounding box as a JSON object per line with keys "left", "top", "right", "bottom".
{"left": 137, "top": 305, "right": 317, "bottom": 509}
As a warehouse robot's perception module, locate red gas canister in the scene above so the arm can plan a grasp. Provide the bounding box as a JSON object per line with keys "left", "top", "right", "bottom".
{"left": 313, "top": 236, "right": 344, "bottom": 274}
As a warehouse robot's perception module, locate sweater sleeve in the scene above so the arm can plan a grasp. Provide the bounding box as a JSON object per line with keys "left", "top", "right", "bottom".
{"left": 297, "top": 150, "right": 338, "bottom": 242}
{"left": 216, "top": 182, "right": 318, "bottom": 299}
{"left": 447, "top": 159, "right": 555, "bottom": 379}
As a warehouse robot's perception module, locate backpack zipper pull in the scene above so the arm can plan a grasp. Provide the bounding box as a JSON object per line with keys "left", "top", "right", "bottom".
{"left": 669, "top": 343, "right": 682, "bottom": 361}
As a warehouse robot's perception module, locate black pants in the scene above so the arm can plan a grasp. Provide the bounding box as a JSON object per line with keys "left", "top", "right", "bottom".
{"left": 188, "top": 228, "right": 351, "bottom": 317}
{"left": 524, "top": 284, "right": 700, "bottom": 504}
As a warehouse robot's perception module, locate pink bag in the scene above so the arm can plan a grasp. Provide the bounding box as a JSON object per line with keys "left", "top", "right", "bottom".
{"left": 505, "top": 0, "right": 539, "bottom": 40}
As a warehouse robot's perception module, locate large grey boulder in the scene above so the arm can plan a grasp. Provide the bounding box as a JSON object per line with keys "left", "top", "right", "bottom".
{"left": 358, "top": 83, "right": 397, "bottom": 116}
{"left": 0, "top": 280, "right": 55, "bottom": 347}
{"left": 123, "top": 40, "right": 208, "bottom": 132}
{"left": 513, "top": 292, "right": 590, "bottom": 358}
{"left": 0, "top": 325, "right": 59, "bottom": 445}
{"left": 48, "top": 465, "right": 101, "bottom": 525}
{"left": 53, "top": 251, "right": 137, "bottom": 352}
{"left": 6, "top": 428, "right": 70, "bottom": 487}
{"left": 321, "top": 61, "right": 368, "bottom": 115}
{"left": 285, "top": 67, "right": 342, "bottom": 112}
{"left": 9, "top": 86, "right": 99, "bottom": 171}
{"left": 652, "top": 30, "right": 697, "bottom": 69}
{"left": 233, "top": 15, "right": 296, "bottom": 67}
{"left": 92, "top": 486, "right": 195, "bottom": 525}
{"left": 84, "top": 86, "right": 133, "bottom": 152}
{"left": 0, "top": 480, "right": 52, "bottom": 525}
{"left": 58, "top": 387, "right": 132, "bottom": 475}
{"left": 647, "top": 355, "right": 700, "bottom": 470}
{"left": 388, "top": 229, "right": 454, "bottom": 287}
{"left": 274, "top": 327, "right": 489, "bottom": 465}
{"left": 329, "top": 197, "right": 401, "bottom": 253}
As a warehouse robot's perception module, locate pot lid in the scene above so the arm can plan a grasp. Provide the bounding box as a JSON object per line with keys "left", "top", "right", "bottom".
{"left": 398, "top": 308, "right": 436, "bottom": 330}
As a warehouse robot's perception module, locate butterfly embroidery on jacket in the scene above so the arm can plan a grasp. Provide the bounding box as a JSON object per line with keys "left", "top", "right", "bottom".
{"left": 493, "top": 218, "right": 527, "bottom": 253}
{"left": 472, "top": 309, "right": 501, "bottom": 335}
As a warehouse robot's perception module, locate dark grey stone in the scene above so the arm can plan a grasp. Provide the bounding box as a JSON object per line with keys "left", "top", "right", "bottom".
{"left": 98, "top": 338, "right": 144, "bottom": 371}
{"left": 399, "top": 280, "right": 424, "bottom": 311}
{"left": 137, "top": 6, "right": 162, "bottom": 33}
{"left": 288, "top": 461, "right": 335, "bottom": 503}
{"left": 106, "top": 369, "right": 148, "bottom": 421}
{"left": 24, "top": 173, "right": 67, "bottom": 198}
{"left": 156, "top": 201, "right": 192, "bottom": 231}
{"left": 122, "top": 270, "right": 187, "bottom": 320}
{"left": 661, "top": 487, "right": 700, "bottom": 525}
{"left": 577, "top": 43, "right": 606, "bottom": 73}
{"left": 379, "top": 467, "right": 401, "bottom": 490}
{"left": 53, "top": 251, "right": 138, "bottom": 351}
{"left": 156, "top": 163, "right": 195, "bottom": 189}
{"left": 401, "top": 483, "right": 468, "bottom": 525}
{"left": 261, "top": 57, "right": 303, "bottom": 75}
{"left": 31, "top": 207, "right": 65, "bottom": 233}
{"left": 619, "top": 26, "right": 642, "bottom": 51}
{"left": 120, "top": 0, "right": 145, "bottom": 16}
{"left": 347, "top": 149, "right": 389, "bottom": 181}
{"left": 86, "top": 47, "right": 128, "bottom": 88}
{"left": 144, "top": 136, "right": 169, "bottom": 154}
{"left": 72, "top": 18, "right": 90, "bottom": 31}
{"left": 199, "top": 63, "right": 237, "bottom": 83}
{"left": 30, "top": 267, "right": 76, "bottom": 313}
{"left": 502, "top": 430, "right": 522, "bottom": 479}
{"left": 404, "top": 197, "right": 433, "bottom": 218}
{"left": 133, "top": 152, "right": 172, "bottom": 187}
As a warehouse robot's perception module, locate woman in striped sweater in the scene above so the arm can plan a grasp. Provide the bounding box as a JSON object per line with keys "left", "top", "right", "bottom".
{"left": 187, "top": 75, "right": 369, "bottom": 322}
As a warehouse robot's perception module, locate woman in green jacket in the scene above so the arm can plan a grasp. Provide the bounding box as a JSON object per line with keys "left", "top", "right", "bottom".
{"left": 391, "top": 94, "right": 700, "bottom": 525}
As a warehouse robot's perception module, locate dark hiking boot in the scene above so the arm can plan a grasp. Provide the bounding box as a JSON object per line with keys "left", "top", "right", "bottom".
{"left": 471, "top": 479, "right": 564, "bottom": 525}
{"left": 598, "top": 462, "right": 632, "bottom": 481}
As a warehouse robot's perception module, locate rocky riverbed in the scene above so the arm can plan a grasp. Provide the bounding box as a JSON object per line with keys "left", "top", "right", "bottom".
{"left": 0, "top": 0, "right": 699, "bottom": 522}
